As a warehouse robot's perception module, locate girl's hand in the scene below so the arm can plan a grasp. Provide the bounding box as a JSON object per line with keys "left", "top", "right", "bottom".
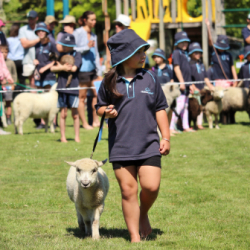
{"left": 105, "top": 105, "right": 118, "bottom": 118}
{"left": 159, "top": 139, "right": 170, "bottom": 156}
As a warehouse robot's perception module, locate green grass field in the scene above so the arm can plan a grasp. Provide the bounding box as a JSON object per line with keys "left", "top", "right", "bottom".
{"left": 1, "top": 112, "right": 250, "bottom": 250}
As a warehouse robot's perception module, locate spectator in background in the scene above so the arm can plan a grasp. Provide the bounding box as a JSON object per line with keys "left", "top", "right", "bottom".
{"left": 7, "top": 24, "right": 25, "bottom": 85}
{"left": 0, "top": 44, "right": 17, "bottom": 125}
{"left": 113, "top": 14, "right": 131, "bottom": 33}
{"left": 73, "top": 11, "right": 102, "bottom": 129}
{"left": 56, "top": 15, "right": 76, "bottom": 53}
{"left": 19, "top": 10, "right": 40, "bottom": 87}
{"left": 242, "top": 13, "right": 250, "bottom": 47}
{"left": 44, "top": 15, "right": 58, "bottom": 46}
{"left": 0, "top": 19, "right": 7, "bottom": 45}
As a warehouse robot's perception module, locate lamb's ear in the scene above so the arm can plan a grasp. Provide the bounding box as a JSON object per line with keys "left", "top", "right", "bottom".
{"left": 96, "top": 159, "right": 108, "bottom": 167}
{"left": 65, "top": 161, "right": 77, "bottom": 167}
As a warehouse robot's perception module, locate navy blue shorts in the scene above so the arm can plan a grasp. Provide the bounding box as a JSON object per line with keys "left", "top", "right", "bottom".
{"left": 112, "top": 155, "right": 161, "bottom": 170}
{"left": 58, "top": 93, "right": 79, "bottom": 108}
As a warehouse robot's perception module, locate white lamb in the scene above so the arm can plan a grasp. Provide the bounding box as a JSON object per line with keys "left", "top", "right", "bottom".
{"left": 204, "top": 86, "right": 224, "bottom": 129}
{"left": 13, "top": 83, "right": 59, "bottom": 135}
{"left": 66, "top": 158, "right": 109, "bottom": 240}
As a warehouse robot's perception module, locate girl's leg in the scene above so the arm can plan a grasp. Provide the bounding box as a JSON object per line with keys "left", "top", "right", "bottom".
{"left": 114, "top": 166, "right": 140, "bottom": 242}
{"left": 71, "top": 108, "right": 80, "bottom": 142}
{"left": 60, "top": 108, "right": 67, "bottom": 142}
{"left": 91, "top": 83, "right": 100, "bottom": 127}
{"left": 138, "top": 165, "right": 161, "bottom": 238}
{"left": 78, "top": 82, "right": 93, "bottom": 130}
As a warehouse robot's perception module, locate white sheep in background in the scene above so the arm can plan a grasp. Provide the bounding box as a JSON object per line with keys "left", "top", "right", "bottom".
{"left": 13, "top": 83, "right": 59, "bottom": 135}
{"left": 204, "top": 86, "right": 224, "bottom": 129}
{"left": 221, "top": 87, "right": 250, "bottom": 124}
{"left": 66, "top": 158, "right": 109, "bottom": 240}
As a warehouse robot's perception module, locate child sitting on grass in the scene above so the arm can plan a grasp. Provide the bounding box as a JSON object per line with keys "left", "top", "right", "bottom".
{"left": 51, "top": 33, "right": 82, "bottom": 143}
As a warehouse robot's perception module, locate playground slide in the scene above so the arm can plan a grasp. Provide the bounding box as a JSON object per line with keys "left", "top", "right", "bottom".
{"left": 130, "top": 19, "right": 151, "bottom": 41}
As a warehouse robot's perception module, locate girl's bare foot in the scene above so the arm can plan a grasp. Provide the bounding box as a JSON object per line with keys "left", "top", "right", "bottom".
{"left": 61, "top": 138, "right": 68, "bottom": 143}
{"left": 139, "top": 214, "right": 152, "bottom": 238}
{"left": 83, "top": 124, "right": 93, "bottom": 130}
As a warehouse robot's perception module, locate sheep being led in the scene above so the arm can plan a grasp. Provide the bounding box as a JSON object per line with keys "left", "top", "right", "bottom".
{"left": 13, "top": 83, "right": 59, "bottom": 135}
{"left": 66, "top": 158, "right": 109, "bottom": 240}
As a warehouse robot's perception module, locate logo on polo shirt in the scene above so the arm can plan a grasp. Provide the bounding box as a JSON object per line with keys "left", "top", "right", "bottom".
{"left": 65, "top": 36, "right": 71, "bottom": 41}
{"left": 141, "top": 87, "right": 154, "bottom": 95}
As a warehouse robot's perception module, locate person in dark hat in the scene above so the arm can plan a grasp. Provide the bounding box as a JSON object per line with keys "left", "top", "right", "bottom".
{"left": 188, "top": 42, "right": 214, "bottom": 129}
{"left": 51, "top": 33, "right": 82, "bottom": 143}
{"left": 151, "top": 48, "right": 173, "bottom": 85}
{"left": 242, "top": 13, "right": 250, "bottom": 47}
{"left": 169, "top": 31, "right": 195, "bottom": 133}
{"left": 205, "top": 19, "right": 238, "bottom": 88}
{"left": 95, "top": 29, "right": 170, "bottom": 242}
{"left": 238, "top": 45, "right": 250, "bottom": 88}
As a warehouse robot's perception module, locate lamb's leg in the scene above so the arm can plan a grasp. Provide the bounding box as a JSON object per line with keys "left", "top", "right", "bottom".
{"left": 215, "top": 114, "right": 220, "bottom": 129}
{"left": 76, "top": 209, "right": 85, "bottom": 232}
{"left": 92, "top": 206, "right": 102, "bottom": 240}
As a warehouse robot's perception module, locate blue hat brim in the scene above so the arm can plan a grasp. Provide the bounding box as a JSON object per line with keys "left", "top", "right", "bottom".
{"left": 188, "top": 49, "right": 203, "bottom": 55}
{"left": 214, "top": 43, "right": 230, "bottom": 50}
{"left": 112, "top": 43, "right": 150, "bottom": 67}
{"left": 174, "top": 38, "right": 190, "bottom": 46}
{"left": 35, "top": 28, "right": 49, "bottom": 34}
{"left": 244, "top": 51, "right": 250, "bottom": 58}
{"left": 57, "top": 41, "right": 76, "bottom": 47}
{"left": 151, "top": 53, "right": 166, "bottom": 60}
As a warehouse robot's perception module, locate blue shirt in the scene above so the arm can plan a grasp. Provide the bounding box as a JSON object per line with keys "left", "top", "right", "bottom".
{"left": 7, "top": 37, "right": 24, "bottom": 61}
{"left": 242, "top": 26, "right": 250, "bottom": 47}
{"left": 189, "top": 60, "right": 207, "bottom": 90}
{"left": 73, "top": 27, "right": 102, "bottom": 76}
{"left": 152, "top": 64, "right": 173, "bottom": 84}
{"left": 238, "top": 61, "right": 250, "bottom": 88}
{"left": 210, "top": 46, "right": 233, "bottom": 80}
{"left": 95, "top": 69, "right": 168, "bottom": 162}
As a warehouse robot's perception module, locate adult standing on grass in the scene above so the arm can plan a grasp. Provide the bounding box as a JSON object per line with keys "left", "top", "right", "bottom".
{"left": 96, "top": 29, "right": 170, "bottom": 242}
{"left": 73, "top": 11, "right": 102, "bottom": 130}
{"left": 19, "top": 10, "right": 40, "bottom": 87}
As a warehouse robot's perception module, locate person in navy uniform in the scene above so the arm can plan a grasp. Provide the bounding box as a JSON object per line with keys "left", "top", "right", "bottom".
{"left": 51, "top": 34, "right": 82, "bottom": 143}
{"left": 188, "top": 42, "right": 214, "bottom": 129}
{"left": 238, "top": 45, "right": 250, "bottom": 88}
{"left": 169, "top": 31, "right": 195, "bottom": 133}
{"left": 242, "top": 13, "right": 250, "bottom": 47}
{"left": 95, "top": 29, "right": 170, "bottom": 242}
{"left": 151, "top": 48, "right": 173, "bottom": 85}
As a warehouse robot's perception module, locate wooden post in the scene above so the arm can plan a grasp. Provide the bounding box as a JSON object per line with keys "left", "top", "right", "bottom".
{"left": 171, "top": 0, "right": 176, "bottom": 23}
{"left": 202, "top": 0, "right": 208, "bottom": 68}
{"left": 115, "top": 0, "right": 121, "bottom": 18}
{"left": 159, "top": 0, "right": 165, "bottom": 51}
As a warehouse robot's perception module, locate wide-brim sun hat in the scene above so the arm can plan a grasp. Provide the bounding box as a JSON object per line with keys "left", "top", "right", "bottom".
{"left": 188, "top": 42, "right": 203, "bottom": 55}
{"left": 59, "top": 15, "right": 76, "bottom": 25}
{"left": 214, "top": 35, "right": 230, "bottom": 50}
{"left": 151, "top": 48, "right": 166, "bottom": 60}
{"left": 244, "top": 45, "right": 250, "bottom": 58}
{"left": 35, "top": 22, "right": 49, "bottom": 34}
{"left": 107, "top": 29, "right": 150, "bottom": 67}
{"left": 174, "top": 31, "right": 190, "bottom": 46}
{"left": 58, "top": 33, "right": 76, "bottom": 47}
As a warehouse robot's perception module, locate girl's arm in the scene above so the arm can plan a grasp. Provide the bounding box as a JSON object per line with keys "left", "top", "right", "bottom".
{"left": 174, "top": 65, "right": 185, "bottom": 91}
{"left": 156, "top": 110, "right": 170, "bottom": 155}
{"left": 231, "top": 65, "right": 238, "bottom": 86}
{"left": 39, "top": 61, "right": 55, "bottom": 74}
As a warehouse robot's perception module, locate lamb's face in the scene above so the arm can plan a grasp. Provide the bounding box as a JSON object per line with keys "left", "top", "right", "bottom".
{"left": 66, "top": 158, "right": 107, "bottom": 189}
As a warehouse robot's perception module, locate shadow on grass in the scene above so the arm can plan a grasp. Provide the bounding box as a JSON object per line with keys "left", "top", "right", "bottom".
{"left": 66, "top": 227, "right": 163, "bottom": 241}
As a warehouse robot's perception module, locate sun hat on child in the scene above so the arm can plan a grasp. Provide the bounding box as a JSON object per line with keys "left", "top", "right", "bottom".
{"left": 174, "top": 31, "right": 190, "bottom": 46}
{"left": 244, "top": 45, "right": 250, "bottom": 58}
{"left": 35, "top": 22, "right": 49, "bottom": 34}
{"left": 152, "top": 48, "right": 166, "bottom": 60}
{"left": 107, "top": 29, "right": 150, "bottom": 67}
{"left": 214, "top": 35, "right": 230, "bottom": 50}
{"left": 58, "top": 33, "right": 76, "bottom": 47}
{"left": 188, "top": 42, "right": 203, "bottom": 55}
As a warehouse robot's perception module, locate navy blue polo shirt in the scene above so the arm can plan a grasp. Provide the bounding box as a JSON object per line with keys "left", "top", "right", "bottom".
{"left": 35, "top": 42, "right": 57, "bottom": 82}
{"left": 152, "top": 64, "right": 173, "bottom": 85}
{"left": 209, "top": 46, "right": 233, "bottom": 80}
{"left": 242, "top": 26, "right": 250, "bottom": 47}
{"left": 56, "top": 51, "right": 82, "bottom": 95}
{"left": 95, "top": 69, "right": 168, "bottom": 162}
{"left": 189, "top": 60, "right": 207, "bottom": 90}
{"left": 172, "top": 48, "right": 191, "bottom": 95}
{"left": 238, "top": 61, "right": 250, "bottom": 88}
